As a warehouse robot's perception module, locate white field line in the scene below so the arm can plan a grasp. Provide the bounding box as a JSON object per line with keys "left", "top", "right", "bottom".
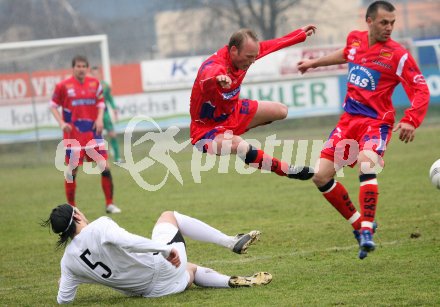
{"left": 201, "top": 239, "right": 402, "bottom": 265}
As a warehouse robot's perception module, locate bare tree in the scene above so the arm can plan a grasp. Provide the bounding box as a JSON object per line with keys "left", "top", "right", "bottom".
{"left": 199, "top": 0, "right": 302, "bottom": 39}
{"left": 0, "top": 0, "right": 97, "bottom": 42}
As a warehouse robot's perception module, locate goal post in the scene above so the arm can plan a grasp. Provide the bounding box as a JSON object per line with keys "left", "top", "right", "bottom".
{"left": 0, "top": 35, "right": 112, "bottom": 84}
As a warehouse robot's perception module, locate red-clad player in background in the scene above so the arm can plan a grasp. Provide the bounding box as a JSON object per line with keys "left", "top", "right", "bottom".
{"left": 190, "top": 25, "right": 317, "bottom": 180}
{"left": 297, "top": 1, "right": 430, "bottom": 259}
{"left": 50, "top": 55, "right": 122, "bottom": 214}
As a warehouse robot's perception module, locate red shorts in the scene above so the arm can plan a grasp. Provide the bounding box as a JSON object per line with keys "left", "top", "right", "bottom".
{"left": 321, "top": 113, "right": 393, "bottom": 167}
{"left": 65, "top": 147, "right": 108, "bottom": 166}
{"left": 190, "top": 99, "right": 258, "bottom": 150}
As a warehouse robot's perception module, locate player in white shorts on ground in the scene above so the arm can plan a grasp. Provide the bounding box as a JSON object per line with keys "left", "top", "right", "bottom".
{"left": 42, "top": 204, "right": 272, "bottom": 304}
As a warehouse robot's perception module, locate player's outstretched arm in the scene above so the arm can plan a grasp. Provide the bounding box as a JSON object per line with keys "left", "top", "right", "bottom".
{"left": 297, "top": 48, "right": 346, "bottom": 74}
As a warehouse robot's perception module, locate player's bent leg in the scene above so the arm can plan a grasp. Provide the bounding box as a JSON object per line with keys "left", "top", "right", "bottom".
{"left": 246, "top": 100, "right": 287, "bottom": 129}
{"left": 236, "top": 141, "right": 313, "bottom": 180}
{"left": 173, "top": 211, "right": 261, "bottom": 254}
{"left": 211, "top": 133, "right": 245, "bottom": 155}
{"left": 312, "top": 158, "right": 338, "bottom": 187}
{"left": 156, "top": 211, "right": 179, "bottom": 228}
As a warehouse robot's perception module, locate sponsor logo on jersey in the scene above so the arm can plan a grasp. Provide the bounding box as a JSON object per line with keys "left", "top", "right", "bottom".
{"left": 351, "top": 40, "right": 361, "bottom": 47}
{"left": 413, "top": 74, "right": 426, "bottom": 84}
{"left": 67, "top": 88, "right": 76, "bottom": 97}
{"left": 372, "top": 60, "right": 392, "bottom": 70}
{"left": 379, "top": 49, "right": 393, "bottom": 60}
{"left": 72, "top": 98, "right": 96, "bottom": 106}
{"left": 89, "top": 81, "right": 97, "bottom": 87}
{"left": 347, "top": 63, "right": 381, "bottom": 91}
{"left": 347, "top": 48, "right": 357, "bottom": 61}
{"left": 222, "top": 86, "right": 241, "bottom": 100}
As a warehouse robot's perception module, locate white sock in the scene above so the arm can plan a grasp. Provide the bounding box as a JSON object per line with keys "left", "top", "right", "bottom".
{"left": 174, "top": 211, "right": 236, "bottom": 248}
{"left": 194, "top": 266, "right": 230, "bottom": 288}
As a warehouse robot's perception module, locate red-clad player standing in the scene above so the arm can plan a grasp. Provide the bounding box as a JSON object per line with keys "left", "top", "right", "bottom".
{"left": 50, "top": 55, "right": 122, "bottom": 214}
{"left": 297, "top": 1, "right": 430, "bottom": 259}
{"left": 190, "top": 25, "right": 317, "bottom": 180}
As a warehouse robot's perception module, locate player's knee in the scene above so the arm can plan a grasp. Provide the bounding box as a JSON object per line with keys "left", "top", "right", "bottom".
{"left": 212, "top": 135, "right": 243, "bottom": 155}
{"left": 312, "top": 172, "right": 331, "bottom": 187}
{"left": 157, "top": 211, "right": 178, "bottom": 225}
{"left": 185, "top": 263, "right": 197, "bottom": 288}
{"left": 187, "top": 263, "right": 197, "bottom": 274}
{"left": 268, "top": 102, "right": 288, "bottom": 120}
{"left": 160, "top": 211, "right": 175, "bottom": 220}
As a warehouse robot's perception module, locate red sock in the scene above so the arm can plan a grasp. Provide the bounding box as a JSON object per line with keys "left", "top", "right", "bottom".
{"left": 359, "top": 175, "right": 378, "bottom": 231}
{"left": 65, "top": 180, "right": 76, "bottom": 207}
{"left": 101, "top": 170, "right": 113, "bottom": 206}
{"left": 244, "top": 146, "right": 289, "bottom": 176}
{"left": 319, "top": 179, "right": 361, "bottom": 230}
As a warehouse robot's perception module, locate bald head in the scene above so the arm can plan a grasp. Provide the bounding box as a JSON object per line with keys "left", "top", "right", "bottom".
{"left": 228, "top": 29, "right": 259, "bottom": 70}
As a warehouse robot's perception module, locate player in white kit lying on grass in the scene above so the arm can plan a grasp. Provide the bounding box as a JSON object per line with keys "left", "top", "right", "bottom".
{"left": 42, "top": 204, "right": 272, "bottom": 304}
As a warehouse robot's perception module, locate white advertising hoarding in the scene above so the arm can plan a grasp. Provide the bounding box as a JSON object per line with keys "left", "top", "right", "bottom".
{"left": 0, "top": 75, "right": 341, "bottom": 143}
{"left": 1, "top": 46, "right": 345, "bottom": 143}
{"left": 140, "top": 46, "right": 346, "bottom": 92}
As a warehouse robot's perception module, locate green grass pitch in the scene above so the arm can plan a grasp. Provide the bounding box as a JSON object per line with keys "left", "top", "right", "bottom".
{"left": 1, "top": 110, "right": 439, "bottom": 306}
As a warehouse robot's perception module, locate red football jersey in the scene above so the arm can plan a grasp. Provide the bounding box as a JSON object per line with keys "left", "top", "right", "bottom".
{"left": 51, "top": 75, "right": 105, "bottom": 147}
{"left": 190, "top": 29, "right": 307, "bottom": 126}
{"left": 342, "top": 30, "right": 429, "bottom": 128}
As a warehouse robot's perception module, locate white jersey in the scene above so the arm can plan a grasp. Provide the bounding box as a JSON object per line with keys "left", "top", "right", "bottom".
{"left": 57, "top": 217, "right": 174, "bottom": 304}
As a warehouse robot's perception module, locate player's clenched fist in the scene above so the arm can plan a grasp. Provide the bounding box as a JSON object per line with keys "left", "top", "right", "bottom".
{"left": 166, "top": 248, "right": 181, "bottom": 267}
{"left": 216, "top": 75, "right": 232, "bottom": 89}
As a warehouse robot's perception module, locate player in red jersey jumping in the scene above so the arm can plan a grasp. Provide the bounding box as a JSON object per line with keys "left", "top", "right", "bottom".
{"left": 190, "top": 25, "right": 317, "bottom": 180}
{"left": 297, "top": 1, "right": 430, "bottom": 259}
{"left": 50, "top": 55, "right": 121, "bottom": 214}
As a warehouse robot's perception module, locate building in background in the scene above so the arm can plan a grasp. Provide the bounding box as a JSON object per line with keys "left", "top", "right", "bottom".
{"left": 0, "top": 0, "right": 438, "bottom": 64}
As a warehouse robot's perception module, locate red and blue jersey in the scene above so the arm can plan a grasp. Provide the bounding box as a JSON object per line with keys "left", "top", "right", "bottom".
{"left": 51, "top": 75, "right": 105, "bottom": 147}
{"left": 190, "top": 29, "right": 308, "bottom": 126}
{"left": 342, "top": 30, "right": 429, "bottom": 128}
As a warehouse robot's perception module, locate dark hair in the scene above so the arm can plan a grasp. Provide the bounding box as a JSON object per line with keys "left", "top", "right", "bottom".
{"left": 90, "top": 66, "right": 99, "bottom": 71}
{"left": 228, "top": 28, "right": 258, "bottom": 52}
{"left": 41, "top": 204, "right": 76, "bottom": 248}
{"left": 366, "top": 1, "right": 395, "bottom": 21}
{"left": 71, "top": 55, "right": 89, "bottom": 68}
